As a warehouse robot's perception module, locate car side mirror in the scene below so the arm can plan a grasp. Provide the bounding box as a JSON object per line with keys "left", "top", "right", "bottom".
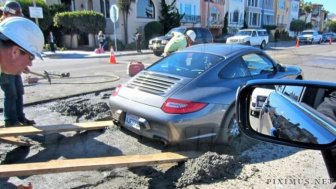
{"left": 236, "top": 79, "right": 336, "bottom": 150}
{"left": 276, "top": 63, "right": 285, "bottom": 72}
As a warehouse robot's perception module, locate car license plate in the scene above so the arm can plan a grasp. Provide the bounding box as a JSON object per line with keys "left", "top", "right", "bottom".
{"left": 153, "top": 43, "right": 158, "bottom": 49}
{"left": 125, "top": 113, "right": 140, "bottom": 130}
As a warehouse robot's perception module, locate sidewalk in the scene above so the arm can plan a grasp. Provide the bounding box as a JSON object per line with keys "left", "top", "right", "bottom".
{"left": 42, "top": 49, "right": 153, "bottom": 59}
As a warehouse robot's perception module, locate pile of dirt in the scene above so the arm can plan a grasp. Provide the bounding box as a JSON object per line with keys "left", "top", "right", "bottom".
{"left": 176, "top": 152, "right": 244, "bottom": 188}
{"left": 49, "top": 92, "right": 111, "bottom": 121}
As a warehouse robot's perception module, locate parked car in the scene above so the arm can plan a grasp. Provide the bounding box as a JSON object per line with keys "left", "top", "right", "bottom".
{"left": 109, "top": 44, "right": 303, "bottom": 145}
{"left": 322, "top": 32, "right": 336, "bottom": 42}
{"left": 148, "top": 27, "right": 213, "bottom": 56}
{"left": 236, "top": 79, "right": 335, "bottom": 180}
{"left": 226, "top": 29, "right": 269, "bottom": 49}
{"left": 249, "top": 87, "right": 274, "bottom": 116}
{"left": 297, "top": 30, "right": 322, "bottom": 44}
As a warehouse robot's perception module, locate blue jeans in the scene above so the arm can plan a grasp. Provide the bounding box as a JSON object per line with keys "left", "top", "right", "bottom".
{"left": 0, "top": 73, "right": 25, "bottom": 125}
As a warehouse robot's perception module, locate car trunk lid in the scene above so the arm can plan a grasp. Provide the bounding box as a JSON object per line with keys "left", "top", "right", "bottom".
{"left": 118, "top": 71, "right": 191, "bottom": 107}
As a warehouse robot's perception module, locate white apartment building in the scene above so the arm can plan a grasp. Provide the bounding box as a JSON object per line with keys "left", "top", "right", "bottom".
{"left": 287, "top": 0, "right": 299, "bottom": 37}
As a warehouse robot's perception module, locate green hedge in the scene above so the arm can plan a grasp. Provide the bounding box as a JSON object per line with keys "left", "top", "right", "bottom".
{"left": 54, "top": 11, "right": 106, "bottom": 34}
{"left": 17, "top": 0, "right": 52, "bottom": 31}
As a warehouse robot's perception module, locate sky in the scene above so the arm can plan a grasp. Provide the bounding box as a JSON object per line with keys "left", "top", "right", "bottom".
{"left": 308, "top": 0, "right": 336, "bottom": 14}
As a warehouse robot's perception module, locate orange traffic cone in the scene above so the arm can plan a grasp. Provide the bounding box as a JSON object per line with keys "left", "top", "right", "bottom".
{"left": 109, "top": 47, "right": 116, "bottom": 64}
{"left": 295, "top": 38, "right": 300, "bottom": 48}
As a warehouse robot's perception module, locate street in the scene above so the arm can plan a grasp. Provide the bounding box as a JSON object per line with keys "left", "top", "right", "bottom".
{"left": 6, "top": 42, "right": 335, "bottom": 107}
{"left": 0, "top": 43, "right": 335, "bottom": 189}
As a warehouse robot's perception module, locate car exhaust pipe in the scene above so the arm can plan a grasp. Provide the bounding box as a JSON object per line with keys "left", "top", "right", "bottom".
{"left": 153, "top": 135, "right": 169, "bottom": 146}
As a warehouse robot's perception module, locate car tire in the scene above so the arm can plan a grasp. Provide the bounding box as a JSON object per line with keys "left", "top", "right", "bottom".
{"left": 153, "top": 51, "right": 163, "bottom": 57}
{"left": 260, "top": 40, "right": 267, "bottom": 49}
{"left": 216, "top": 106, "right": 256, "bottom": 150}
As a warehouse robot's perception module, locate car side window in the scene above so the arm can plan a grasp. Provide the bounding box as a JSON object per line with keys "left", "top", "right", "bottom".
{"left": 281, "top": 85, "right": 304, "bottom": 101}
{"left": 194, "top": 29, "right": 202, "bottom": 41}
{"left": 219, "top": 57, "right": 250, "bottom": 79}
{"left": 242, "top": 53, "right": 274, "bottom": 76}
{"left": 252, "top": 31, "right": 257, "bottom": 36}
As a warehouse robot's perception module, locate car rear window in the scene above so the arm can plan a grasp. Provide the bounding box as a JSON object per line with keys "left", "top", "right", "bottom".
{"left": 147, "top": 52, "right": 224, "bottom": 78}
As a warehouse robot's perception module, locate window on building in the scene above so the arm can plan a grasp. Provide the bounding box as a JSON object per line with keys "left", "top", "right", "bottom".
{"left": 250, "top": 12, "right": 259, "bottom": 26}
{"left": 233, "top": 10, "right": 239, "bottom": 23}
{"left": 292, "top": 4, "right": 298, "bottom": 12}
{"left": 100, "top": 0, "right": 110, "bottom": 18}
{"left": 185, "top": 4, "right": 191, "bottom": 15}
{"left": 137, "top": 0, "right": 155, "bottom": 18}
{"left": 279, "top": 0, "right": 285, "bottom": 9}
{"left": 88, "top": 0, "right": 93, "bottom": 10}
{"left": 210, "top": 7, "right": 220, "bottom": 24}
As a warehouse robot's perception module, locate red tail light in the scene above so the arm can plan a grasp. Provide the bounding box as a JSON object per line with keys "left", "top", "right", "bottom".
{"left": 112, "top": 84, "right": 122, "bottom": 96}
{"left": 161, "top": 98, "right": 207, "bottom": 114}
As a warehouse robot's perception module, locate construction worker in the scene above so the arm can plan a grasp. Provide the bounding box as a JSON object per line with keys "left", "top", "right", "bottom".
{"left": 0, "top": 13, "right": 44, "bottom": 127}
{"left": 163, "top": 30, "right": 196, "bottom": 56}
{"left": 135, "top": 30, "right": 142, "bottom": 53}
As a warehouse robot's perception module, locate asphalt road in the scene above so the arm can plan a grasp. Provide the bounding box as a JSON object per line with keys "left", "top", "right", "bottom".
{"left": 0, "top": 42, "right": 335, "bottom": 108}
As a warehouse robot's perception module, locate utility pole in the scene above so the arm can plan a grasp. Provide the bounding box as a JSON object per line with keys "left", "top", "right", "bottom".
{"left": 207, "top": 0, "right": 210, "bottom": 28}
{"left": 32, "top": 0, "right": 39, "bottom": 26}
{"left": 261, "top": 0, "right": 264, "bottom": 28}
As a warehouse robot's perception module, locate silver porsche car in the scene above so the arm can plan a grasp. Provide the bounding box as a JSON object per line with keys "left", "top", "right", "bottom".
{"left": 109, "top": 44, "right": 303, "bottom": 145}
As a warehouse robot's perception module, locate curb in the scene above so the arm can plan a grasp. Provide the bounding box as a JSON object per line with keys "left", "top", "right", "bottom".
{"left": 43, "top": 51, "right": 153, "bottom": 59}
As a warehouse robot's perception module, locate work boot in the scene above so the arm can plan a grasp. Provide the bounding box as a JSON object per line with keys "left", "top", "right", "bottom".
{"left": 19, "top": 118, "right": 36, "bottom": 126}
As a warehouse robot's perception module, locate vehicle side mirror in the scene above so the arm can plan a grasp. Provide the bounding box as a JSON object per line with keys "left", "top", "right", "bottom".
{"left": 276, "top": 64, "right": 285, "bottom": 72}
{"left": 236, "top": 79, "right": 336, "bottom": 150}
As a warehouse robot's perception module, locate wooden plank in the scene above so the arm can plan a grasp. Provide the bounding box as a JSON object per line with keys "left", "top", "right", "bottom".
{"left": 0, "top": 121, "right": 112, "bottom": 137}
{"left": 0, "top": 126, "right": 42, "bottom": 137}
{"left": 0, "top": 152, "right": 191, "bottom": 177}
{"left": 0, "top": 136, "right": 31, "bottom": 146}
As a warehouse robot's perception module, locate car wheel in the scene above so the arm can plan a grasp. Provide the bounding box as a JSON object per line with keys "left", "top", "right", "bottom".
{"left": 216, "top": 106, "right": 255, "bottom": 150}
{"left": 260, "top": 40, "right": 267, "bottom": 49}
{"left": 153, "top": 51, "right": 163, "bottom": 56}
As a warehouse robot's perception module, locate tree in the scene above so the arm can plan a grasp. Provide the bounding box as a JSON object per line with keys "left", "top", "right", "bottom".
{"left": 290, "top": 19, "right": 306, "bottom": 36}
{"left": 159, "top": 0, "right": 184, "bottom": 34}
{"left": 118, "top": 0, "right": 135, "bottom": 44}
{"left": 305, "top": 22, "right": 313, "bottom": 29}
{"left": 299, "top": 0, "right": 312, "bottom": 22}
{"left": 327, "top": 20, "right": 336, "bottom": 32}
{"left": 241, "top": 11, "right": 248, "bottom": 29}
{"left": 222, "top": 12, "right": 228, "bottom": 35}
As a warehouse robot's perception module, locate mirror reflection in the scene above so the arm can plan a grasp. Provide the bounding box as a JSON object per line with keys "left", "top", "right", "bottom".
{"left": 248, "top": 84, "right": 336, "bottom": 145}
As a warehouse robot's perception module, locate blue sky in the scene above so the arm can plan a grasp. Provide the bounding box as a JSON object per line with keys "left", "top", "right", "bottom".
{"left": 308, "top": 0, "right": 335, "bottom": 14}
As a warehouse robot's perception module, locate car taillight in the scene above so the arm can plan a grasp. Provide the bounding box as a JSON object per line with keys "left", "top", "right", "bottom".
{"left": 112, "top": 84, "right": 122, "bottom": 96}
{"left": 161, "top": 98, "right": 207, "bottom": 114}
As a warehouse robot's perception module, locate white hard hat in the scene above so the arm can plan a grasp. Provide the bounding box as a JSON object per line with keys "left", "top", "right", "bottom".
{"left": 0, "top": 17, "right": 44, "bottom": 60}
{"left": 186, "top": 30, "right": 196, "bottom": 42}
{"left": 0, "top": 1, "right": 23, "bottom": 16}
